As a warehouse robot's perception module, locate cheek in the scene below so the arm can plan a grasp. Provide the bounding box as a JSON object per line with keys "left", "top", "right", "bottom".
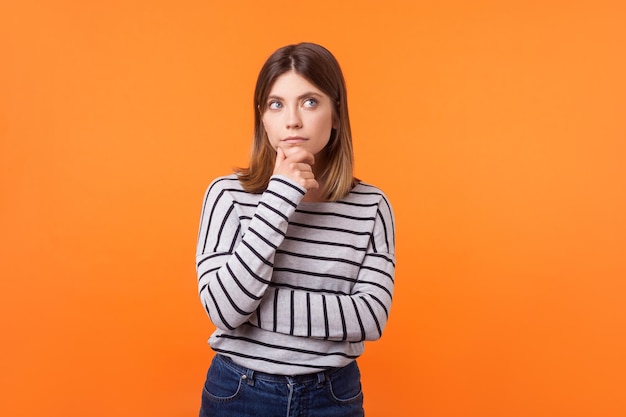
{"left": 318, "top": 113, "right": 335, "bottom": 133}
{"left": 309, "top": 110, "right": 331, "bottom": 127}
{"left": 261, "top": 117, "right": 273, "bottom": 136}
{"left": 262, "top": 119, "right": 280, "bottom": 146}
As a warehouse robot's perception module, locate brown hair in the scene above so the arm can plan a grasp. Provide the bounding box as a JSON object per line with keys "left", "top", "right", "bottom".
{"left": 236, "top": 42, "right": 357, "bottom": 201}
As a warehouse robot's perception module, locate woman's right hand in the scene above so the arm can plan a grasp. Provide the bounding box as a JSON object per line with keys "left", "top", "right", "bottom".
{"left": 273, "top": 147, "right": 319, "bottom": 191}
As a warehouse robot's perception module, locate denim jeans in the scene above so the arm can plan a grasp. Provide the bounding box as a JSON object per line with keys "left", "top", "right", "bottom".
{"left": 199, "top": 354, "right": 365, "bottom": 417}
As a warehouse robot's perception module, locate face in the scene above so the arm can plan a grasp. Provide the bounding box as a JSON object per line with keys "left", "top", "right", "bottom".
{"left": 261, "top": 71, "right": 337, "bottom": 158}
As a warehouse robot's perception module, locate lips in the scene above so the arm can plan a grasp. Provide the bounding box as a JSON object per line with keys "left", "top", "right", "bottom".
{"left": 282, "top": 136, "right": 308, "bottom": 144}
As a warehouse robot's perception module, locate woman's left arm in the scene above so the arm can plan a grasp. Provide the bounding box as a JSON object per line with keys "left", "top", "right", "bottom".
{"left": 251, "top": 196, "right": 396, "bottom": 342}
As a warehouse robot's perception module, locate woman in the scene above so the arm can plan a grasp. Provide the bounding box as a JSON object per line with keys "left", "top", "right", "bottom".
{"left": 196, "top": 42, "right": 396, "bottom": 417}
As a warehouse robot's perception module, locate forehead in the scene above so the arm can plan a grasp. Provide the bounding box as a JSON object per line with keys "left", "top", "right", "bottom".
{"left": 268, "top": 71, "right": 325, "bottom": 96}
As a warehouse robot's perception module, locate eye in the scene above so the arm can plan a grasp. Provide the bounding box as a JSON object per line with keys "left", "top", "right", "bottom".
{"left": 303, "top": 98, "right": 318, "bottom": 108}
{"left": 268, "top": 101, "right": 282, "bottom": 110}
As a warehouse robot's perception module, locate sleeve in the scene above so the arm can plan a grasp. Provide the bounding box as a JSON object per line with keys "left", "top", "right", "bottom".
{"left": 251, "top": 195, "right": 396, "bottom": 342}
{"left": 195, "top": 176, "right": 306, "bottom": 330}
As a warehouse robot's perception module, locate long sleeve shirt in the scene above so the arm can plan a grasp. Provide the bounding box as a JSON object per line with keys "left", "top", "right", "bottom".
{"left": 195, "top": 174, "right": 396, "bottom": 375}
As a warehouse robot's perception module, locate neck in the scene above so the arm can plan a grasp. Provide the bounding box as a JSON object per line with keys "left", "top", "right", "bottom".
{"left": 302, "top": 185, "right": 326, "bottom": 203}
{"left": 303, "top": 150, "right": 329, "bottom": 202}
{"left": 312, "top": 149, "right": 328, "bottom": 178}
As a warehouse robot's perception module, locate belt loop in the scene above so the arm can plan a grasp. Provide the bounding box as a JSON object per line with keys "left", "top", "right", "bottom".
{"left": 244, "top": 368, "right": 255, "bottom": 386}
{"left": 316, "top": 371, "right": 327, "bottom": 388}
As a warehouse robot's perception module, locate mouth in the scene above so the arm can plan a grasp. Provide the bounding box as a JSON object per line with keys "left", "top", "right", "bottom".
{"left": 282, "top": 136, "right": 308, "bottom": 144}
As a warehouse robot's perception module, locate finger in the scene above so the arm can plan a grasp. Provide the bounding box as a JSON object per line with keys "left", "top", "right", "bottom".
{"left": 304, "top": 178, "right": 319, "bottom": 190}
{"left": 297, "top": 170, "right": 315, "bottom": 180}
{"left": 291, "top": 162, "right": 313, "bottom": 173}
{"left": 277, "top": 147, "right": 286, "bottom": 161}
{"left": 274, "top": 147, "right": 285, "bottom": 168}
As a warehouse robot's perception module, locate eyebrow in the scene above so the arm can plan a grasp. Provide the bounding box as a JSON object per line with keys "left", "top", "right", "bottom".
{"left": 267, "top": 91, "right": 323, "bottom": 101}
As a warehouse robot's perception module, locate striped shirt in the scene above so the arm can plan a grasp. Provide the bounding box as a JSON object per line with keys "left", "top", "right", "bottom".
{"left": 195, "top": 174, "right": 396, "bottom": 375}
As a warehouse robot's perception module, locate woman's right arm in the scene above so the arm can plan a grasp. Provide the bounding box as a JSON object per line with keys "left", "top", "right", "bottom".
{"left": 195, "top": 176, "right": 305, "bottom": 330}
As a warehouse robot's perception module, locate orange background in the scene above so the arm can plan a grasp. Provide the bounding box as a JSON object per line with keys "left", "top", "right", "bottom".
{"left": 1, "top": 1, "right": 625, "bottom": 416}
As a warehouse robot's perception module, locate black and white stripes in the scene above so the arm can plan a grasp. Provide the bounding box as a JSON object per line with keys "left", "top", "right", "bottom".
{"left": 196, "top": 174, "right": 396, "bottom": 375}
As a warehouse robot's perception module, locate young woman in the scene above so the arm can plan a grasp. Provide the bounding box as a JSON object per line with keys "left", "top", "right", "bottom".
{"left": 195, "top": 42, "right": 396, "bottom": 417}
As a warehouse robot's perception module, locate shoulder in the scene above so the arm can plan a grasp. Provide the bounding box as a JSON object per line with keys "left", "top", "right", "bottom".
{"left": 200, "top": 174, "right": 252, "bottom": 207}
{"left": 346, "top": 181, "right": 393, "bottom": 210}
{"left": 352, "top": 182, "right": 396, "bottom": 249}
{"left": 205, "top": 174, "right": 243, "bottom": 192}
{"left": 203, "top": 174, "right": 245, "bottom": 197}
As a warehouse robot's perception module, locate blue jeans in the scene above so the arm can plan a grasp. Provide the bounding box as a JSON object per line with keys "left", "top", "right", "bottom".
{"left": 199, "top": 354, "right": 365, "bottom": 417}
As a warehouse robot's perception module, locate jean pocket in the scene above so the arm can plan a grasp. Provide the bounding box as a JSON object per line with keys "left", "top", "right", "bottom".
{"left": 327, "top": 362, "right": 363, "bottom": 403}
{"left": 202, "top": 359, "right": 245, "bottom": 402}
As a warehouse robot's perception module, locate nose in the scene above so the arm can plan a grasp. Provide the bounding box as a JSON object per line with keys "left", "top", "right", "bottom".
{"left": 286, "top": 106, "right": 302, "bottom": 129}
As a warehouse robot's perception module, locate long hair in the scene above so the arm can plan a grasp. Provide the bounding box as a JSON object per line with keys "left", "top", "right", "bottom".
{"left": 236, "top": 42, "right": 357, "bottom": 201}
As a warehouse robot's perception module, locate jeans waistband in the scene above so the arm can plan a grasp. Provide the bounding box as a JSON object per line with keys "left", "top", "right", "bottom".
{"left": 216, "top": 354, "right": 348, "bottom": 386}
